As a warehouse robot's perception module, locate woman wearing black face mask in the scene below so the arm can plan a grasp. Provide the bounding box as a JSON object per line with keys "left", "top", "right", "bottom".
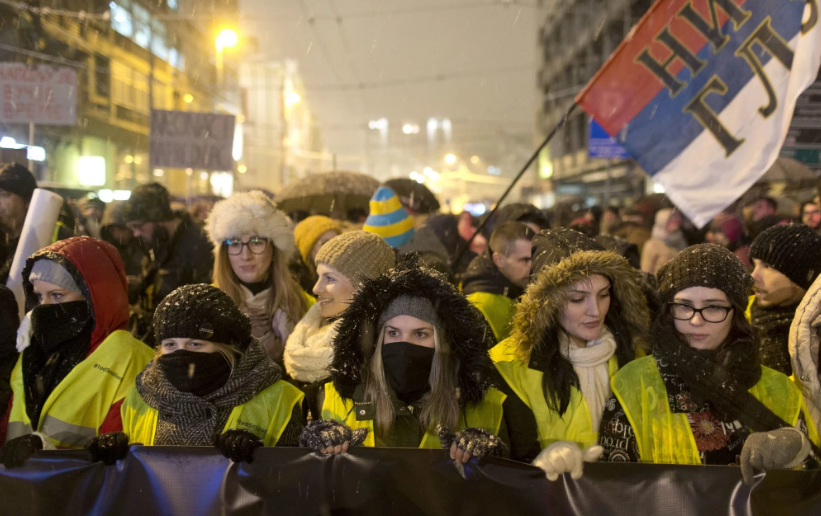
{"left": 87, "top": 284, "right": 305, "bottom": 465}
{"left": 300, "top": 261, "right": 509, "bottom": 463}
{"left": 0, "top": 237, "right": 154, "bottom": 468}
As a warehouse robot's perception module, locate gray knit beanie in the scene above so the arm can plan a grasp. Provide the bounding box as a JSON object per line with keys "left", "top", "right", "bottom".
{"left": 28, "top": 259, "right": 81, "bottom": 294}
{"left": 377, "top": 295, "right": 440, "bottom": 331}
{"left": 315, "top": 230, "right": 396, "bottom": 286}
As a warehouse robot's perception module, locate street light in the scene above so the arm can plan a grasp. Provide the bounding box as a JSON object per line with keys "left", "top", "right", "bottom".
{"left": 285, "top": 92, "right": 301, "bottom": 107}
{"left": 445, "top": 154, "right": 457, "bottom": 165}
{"left": 215, "top": 28, "right": 239, "bottom": 86}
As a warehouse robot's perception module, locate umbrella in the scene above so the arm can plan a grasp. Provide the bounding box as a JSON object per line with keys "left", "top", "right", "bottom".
{"left": 756, "top": 157, "right": 817, "bottom": 183}
{"left": 276, "top": 171, "right": 380, "bottom": 220}
{"left": 383, "top": 178, "right": 441, "bottom": 214}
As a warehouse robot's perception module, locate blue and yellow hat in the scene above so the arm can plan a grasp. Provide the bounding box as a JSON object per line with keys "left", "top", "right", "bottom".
{"left": 363, "top": 187, "right": 414, "bottom": 248}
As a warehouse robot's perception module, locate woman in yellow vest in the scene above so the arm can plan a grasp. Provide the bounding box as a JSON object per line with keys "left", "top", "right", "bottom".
{"left": 490, "top": 247, "right": 650, "bottom": 479}
{"left": 87, "top": 284, "right": 304, "bottom": 465}
{"left": 0, "top": 237, "right": 154, "bottom": 468}
{"left": 599, "top": 244, "right": 820, "bottom": 484}
{"left": 205, "top": 191, "right": 312, "bottom": 369}
{"left": 300, "top": 261, "right": 507, "bottom": 463}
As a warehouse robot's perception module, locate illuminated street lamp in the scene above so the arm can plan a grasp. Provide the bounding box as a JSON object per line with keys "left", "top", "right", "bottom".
{"left": 215, "top": 28, "right": 239, "bottom": 86}
{"left": 445, "top": 153, "right": 457, "bottom": 165}
{"left": 285, "top": 92, "right": 301, "bottom": 107}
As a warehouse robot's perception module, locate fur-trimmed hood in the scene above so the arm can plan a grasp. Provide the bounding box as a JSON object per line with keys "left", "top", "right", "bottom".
{"left": 330, "top": 259, "right": 495, "bottom": 405}
{"left": 789, "top": 272, "right": 821, "bottom": 430}
{"left": 205, "top": 190, "right": 295, "bottom": 255}
{"left": 510, "top": 250, "right": 650, "bottom": 359}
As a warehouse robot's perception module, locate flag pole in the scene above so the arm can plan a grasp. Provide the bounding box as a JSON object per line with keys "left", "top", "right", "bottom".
{"left": 454, "top": 102, "right": 578, "bottom": 265}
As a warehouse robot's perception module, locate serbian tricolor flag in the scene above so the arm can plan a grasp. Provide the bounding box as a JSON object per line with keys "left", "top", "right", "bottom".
{"left": 576, "top": 0, "right": 821, "bottom": 227}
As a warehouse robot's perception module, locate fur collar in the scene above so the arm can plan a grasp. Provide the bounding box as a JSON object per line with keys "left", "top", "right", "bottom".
{"left": 509, "top": 250, "right": 650, "bottom": 360}
{"left": 330, "top": 259, "right": 495, "bottom": 404}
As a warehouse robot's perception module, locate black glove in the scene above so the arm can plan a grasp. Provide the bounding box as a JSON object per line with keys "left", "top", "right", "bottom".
{"left": 0, "top": 434, "right": 44, "bottom": 469}
{"left": 436, "top": 425, "right": 506, "bottom": 458}
{"left": 298, "top": 420, "right": 368, "bottom": 452}
{"left": 740, "top": 427, "right": 810, "bottom": 485}
{"left": 214, "top": 429, "right": 263, "bottom": 463}
{"left": 87, "top": 432, "right": 130, "bottom": 465}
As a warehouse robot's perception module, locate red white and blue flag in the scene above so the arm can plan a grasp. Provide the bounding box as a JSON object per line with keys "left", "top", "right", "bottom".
{"left": 576, "top": 0, "right": 821, "bottom": 227}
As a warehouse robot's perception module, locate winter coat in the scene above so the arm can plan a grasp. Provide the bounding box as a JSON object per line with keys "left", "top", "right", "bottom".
{"left": 641, "top": 237, "right": 680, "bottom": 276}
{"left": 751, "top": 299, "right": 797, "bottom": 376}
{"left": 423, "top": 215, "right": 476, "bottom": 281}
{"left": 790, "top": 272, "right": 821, "bottom": 431}
{"left": 2, "top": 237, "right": 154, "bottom": 447}
{"left": 326, "top": 261, "right": 509, "bottom": 449}
{"left": 491, "top": 250, "right": 649, "bottom": 449}
{"left": 461, "top": 252, "right": 523, "bottom": 343}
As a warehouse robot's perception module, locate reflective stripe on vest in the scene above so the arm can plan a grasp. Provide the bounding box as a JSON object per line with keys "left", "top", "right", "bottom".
{"left": 611, "top": 356, "right": 805, "bottom": 464}
{"left": 467, "top": 292, "right": 517, "bottom": 343}
{"left": 321, "top": 382, "right": 506, "bottom": 448}
{"left": 122, "top": 379, "right": 304, "bottom": 446}
{"left": 490, "top": 339, "right": 622, "bottom": 449}
{"left": 7, "top": 330, "right": 155, "bottom": 448}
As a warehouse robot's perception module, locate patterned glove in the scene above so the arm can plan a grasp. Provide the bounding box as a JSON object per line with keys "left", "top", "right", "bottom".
{"left": 298, "top": 420, "right": 368, "bottom": 452}
{"left": 0, "top": 434, "right": 44, "bottom": 469}
{"left": 436, "top": 425, "right": 507, "bottom": 458}
{"left": 740, "top": 427, "right": 810, "bottom": 485}
{"left": 214, "top": 429, "right": 264, "bottom": 463}
{"left": 87, "top": 432, "right": 130, "bottom": 465}
{"left": 532, "top": 441, "right": 603, "bottom": 481}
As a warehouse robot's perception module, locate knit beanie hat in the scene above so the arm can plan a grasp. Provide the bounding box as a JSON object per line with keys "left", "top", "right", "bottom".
{"left": 657, "top": 243, "right": 752, "bottom": 307}
{"left": 315, "top": 230, "right": 396, "bottom": 286}
{"left": 28, "top": 259, "right": 81, "bottom": 294}
{"left": 750, "top": 224, "right": 821, "bottom": 290}
{"left": 124, "top": 182, "right": 174, "bottom": 223}
{"left": 294, "top": 216, "right": 341, "bottom": 263}
{"left": 206, "top": 190, "right": 296, "bottom": 256}
{"left": 0, "top": 163, "right": 37, "bottom": 203}
{"left": 363, "top": 187, "right": 415, "bottom": 248}
{"left": 154, "top": 284, "right": 252, "bottom": 351}
{"left": 377, "top": 295, "right": 440, "bottom": 332}
{"left": 531, "top": 228, "right": 605, "bottom": 277}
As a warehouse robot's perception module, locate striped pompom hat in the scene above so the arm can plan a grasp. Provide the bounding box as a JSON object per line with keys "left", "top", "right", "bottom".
{"left": 363, "top": 186, "right": 414, "bottom": 248}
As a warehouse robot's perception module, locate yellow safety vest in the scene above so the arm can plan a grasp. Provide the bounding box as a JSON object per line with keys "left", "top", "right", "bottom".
{"left": 7, "top": 330, "right": 154, "bottom": 449}
{"left": 467, "top": 292, "right": 517, "bottom": 343}
{"left": 490, "top": 339, "right": 621, "bottom": 449}
{"left": 611, "top": 355, "right": 821, "bottom": 464}
{"left": 121, "top": 379, "right": 304, "bottom": 446}
{"left": 321, "top": 382, "right": 506, "bottom": 448}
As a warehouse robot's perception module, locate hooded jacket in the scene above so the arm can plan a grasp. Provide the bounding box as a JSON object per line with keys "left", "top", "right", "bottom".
{"left": 461, "top": 252, "right": 523, "bottom": 343}
{"left": 3, "top": 237, "right": 154, "bottom": 447}
{"left": 790, "top": 272, "right": 821, "bottom": 432}
{"left": 491, "top": 250, "right": 650, "bottom": 449}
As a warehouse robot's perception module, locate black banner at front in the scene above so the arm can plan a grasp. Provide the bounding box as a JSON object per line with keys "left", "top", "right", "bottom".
{"left": 0, "top": 447, "right": 820, "bottom": 515}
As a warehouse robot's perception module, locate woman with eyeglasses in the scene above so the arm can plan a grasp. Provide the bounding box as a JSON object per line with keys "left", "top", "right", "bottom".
{"left": 599, "top": 244, "right": 820, "bottom": 483}
{"left": 206, "top": 191, "right": 311, "bottom": 369}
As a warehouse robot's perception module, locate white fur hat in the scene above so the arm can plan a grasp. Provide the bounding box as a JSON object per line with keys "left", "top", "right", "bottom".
{"left": 206, "top": 191, "right": 296, "bottom": 255}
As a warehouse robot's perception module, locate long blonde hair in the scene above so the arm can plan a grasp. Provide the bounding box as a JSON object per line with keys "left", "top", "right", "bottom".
{"left": 364, "top": 327, "right": 458, "bottom": 437}
{"left": 213, "top": 244, "right": 307, "bottom": 324}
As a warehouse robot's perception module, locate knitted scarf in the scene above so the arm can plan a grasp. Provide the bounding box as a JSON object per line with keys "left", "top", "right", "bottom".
{"left": 136, "top": 339, "right": 280, "bottom": 446}
{"left": 750, "top": 301, "right": 798, "bottom": 376}
{"left": 558, "top": 328, "right": 616, "bottom": 431}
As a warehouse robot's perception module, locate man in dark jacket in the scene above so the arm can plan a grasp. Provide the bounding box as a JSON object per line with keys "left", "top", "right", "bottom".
{"left": 462, "top": 222, "right": 534, "bottom": 342}
{"left": 0, "top": 163, "right": 38, "bottom": 284}
{"left": 124, "top": 183, "right": 213, "bottom": 336}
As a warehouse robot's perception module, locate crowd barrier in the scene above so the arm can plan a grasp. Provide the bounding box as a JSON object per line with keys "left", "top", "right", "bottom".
{"left": 0, "top": 447, "right": 819, "bottom": 515}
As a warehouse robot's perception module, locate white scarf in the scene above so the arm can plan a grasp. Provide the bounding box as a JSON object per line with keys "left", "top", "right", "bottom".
{"left": 558, "top": 327, "right": 617, "bottom": 431}
{"left": 283, "top": 302, "right": 339, "bottom": 383}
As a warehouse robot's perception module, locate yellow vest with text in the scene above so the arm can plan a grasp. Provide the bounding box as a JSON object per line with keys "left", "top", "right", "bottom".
{"left": 121, "top": 379, "right": 304, "bottom": 446}
{"left": 467, "top": 292, "right": 517, "bottom": 343}
{"left": 7, "top": 330, "right": 154, "bottom": 448}
{"left": 611, "top": 355, "right": 821, "bottom": 464}
{"left": 321, "top": 382, "right": 506, "bottom": 448}
{"left": 490, "top": 338, "right": 631, "bottom": 449}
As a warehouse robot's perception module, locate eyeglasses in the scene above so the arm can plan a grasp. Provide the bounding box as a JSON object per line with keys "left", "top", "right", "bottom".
{"left": 669, "top": 303, "right": 733, "bottom": 323}
{"left": 224, "top": 237, "right": 269, "bottom": 256}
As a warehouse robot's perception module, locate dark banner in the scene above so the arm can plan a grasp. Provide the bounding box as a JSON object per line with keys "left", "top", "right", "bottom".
{"left": 1, "top": 447, "right": 820, "bottom": 515}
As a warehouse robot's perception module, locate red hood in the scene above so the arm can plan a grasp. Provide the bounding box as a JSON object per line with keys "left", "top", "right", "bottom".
{"left": 23, "top": 237, "right": 130, "bottom": 351}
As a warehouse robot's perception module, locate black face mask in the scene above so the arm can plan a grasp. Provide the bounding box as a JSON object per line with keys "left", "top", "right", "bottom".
{"left": 157, "top": 350, "right": 231, "bottom": 397}
{"left": 381, "top": 342, "right": 435, "bottom": 405}
{"left": 30, "top": 301, "right": 92, "bottom": 355}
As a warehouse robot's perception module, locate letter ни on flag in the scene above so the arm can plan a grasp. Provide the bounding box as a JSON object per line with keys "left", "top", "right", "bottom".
{"left": 576, "top": 0, "right": 821, "bottom": 227}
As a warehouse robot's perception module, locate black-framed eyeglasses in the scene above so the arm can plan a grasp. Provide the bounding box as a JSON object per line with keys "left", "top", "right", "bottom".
{"left": 224, "top": 237, "right": 269, "bottom": 256}
{"left": 668, "top": 303, "right": 733, "bottom": 323}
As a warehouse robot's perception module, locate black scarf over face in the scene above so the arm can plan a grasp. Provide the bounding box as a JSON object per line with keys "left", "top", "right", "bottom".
{"left": 652, "top": 321, "right": 792, "bottom": 434}
{"left": 22, "top": 301, "right": 93, "bottom": 427}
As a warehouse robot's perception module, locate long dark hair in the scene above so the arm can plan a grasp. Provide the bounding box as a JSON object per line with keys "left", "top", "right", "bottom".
{"left": 540, "top": 278, "right": 638, "bottom": 416}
